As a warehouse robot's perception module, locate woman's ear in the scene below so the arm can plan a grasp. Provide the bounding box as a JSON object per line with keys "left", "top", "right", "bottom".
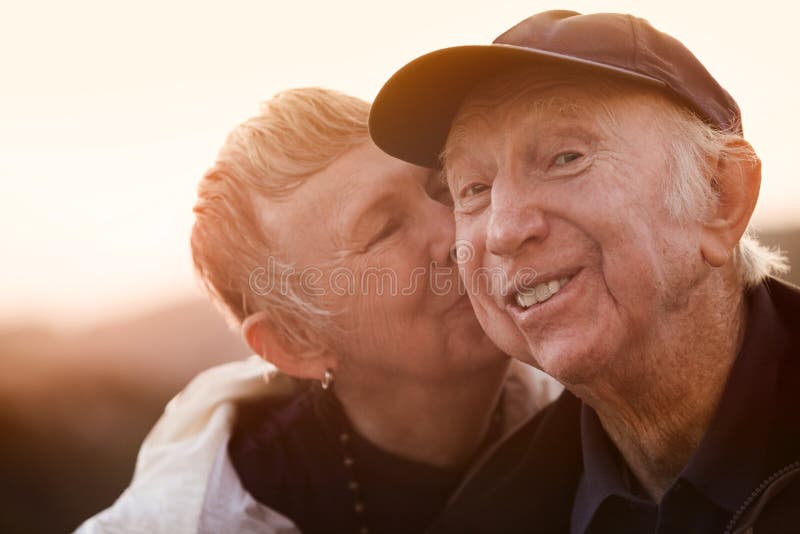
{"left": 241, "top": 311, "right": 338, "bottom": 382}
{"left": 699, "top": 140, "right": 761, "bottom": 267}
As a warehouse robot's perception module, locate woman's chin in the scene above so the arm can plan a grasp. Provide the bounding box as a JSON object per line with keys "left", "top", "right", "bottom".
{"left": 445, "top": 333, "right": 508, "bottom": 372}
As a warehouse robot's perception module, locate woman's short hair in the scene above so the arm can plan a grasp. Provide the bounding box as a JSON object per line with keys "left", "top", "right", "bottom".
{"left": 191, "top": 87, "right": 370, "bottom": 345}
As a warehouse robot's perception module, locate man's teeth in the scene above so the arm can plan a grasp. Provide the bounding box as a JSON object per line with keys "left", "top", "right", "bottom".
{"left": 515, "top": 277, "right": 570, "bottom": 308}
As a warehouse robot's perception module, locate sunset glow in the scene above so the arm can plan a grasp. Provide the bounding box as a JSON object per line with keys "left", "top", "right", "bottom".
{"left": 3, "top": 0, "right": 798, "bottom": 328}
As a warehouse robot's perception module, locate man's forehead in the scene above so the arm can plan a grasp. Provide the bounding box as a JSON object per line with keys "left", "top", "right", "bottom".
{"left": 443, "top": 74, "right": 669, "bottom": 166}
{"left": 444, "top": 88, "right": 601, "bottom": 167}
{"left": 460, "top": 68, "right": 623, "bottom": 119}
{"left": 460, "top": 92, "right": 594, "bottom": 128}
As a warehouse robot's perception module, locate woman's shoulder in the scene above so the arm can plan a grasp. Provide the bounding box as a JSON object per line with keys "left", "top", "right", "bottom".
{"left": 142, "top": 356, "right": 298, "bottom": 446}
{"left": 74, "top": 357, "right": 303, "bottom": 533}
{"left": 230, "top": 384, "right": 319, "bottom": 452}
{"left": 227, "top": 385, "right": 345, "bottom": 521}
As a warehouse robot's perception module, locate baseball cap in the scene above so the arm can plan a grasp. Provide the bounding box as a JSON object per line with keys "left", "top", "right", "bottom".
{"left": 369, "top": 10, "right": 742, "bottom": 169}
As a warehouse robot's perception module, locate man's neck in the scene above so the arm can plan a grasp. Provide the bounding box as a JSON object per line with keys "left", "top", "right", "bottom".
{"left": 334, "top": 361, "right": 510, "bottom": 469}
{"left": 575, "top": 277, "right": 747, "bottom": 501}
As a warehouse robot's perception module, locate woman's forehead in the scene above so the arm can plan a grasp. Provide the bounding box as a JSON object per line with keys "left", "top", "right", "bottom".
{"left": 257, "top": 143, "right": 432, "bottom": 259}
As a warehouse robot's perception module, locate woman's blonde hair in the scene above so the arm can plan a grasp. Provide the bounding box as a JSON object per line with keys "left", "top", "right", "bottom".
{"left": 191, "top": 87, "right": 370, "bottom": 345}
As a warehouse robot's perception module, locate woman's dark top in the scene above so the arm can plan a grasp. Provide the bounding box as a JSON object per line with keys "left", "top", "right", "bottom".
{"left": 229, "top": 385, "right": 475, "bottom": 534}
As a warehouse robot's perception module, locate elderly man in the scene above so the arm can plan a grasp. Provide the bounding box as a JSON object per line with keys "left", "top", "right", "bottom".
{"left": 370, "top": 10, "right": 800, "bottom": 533}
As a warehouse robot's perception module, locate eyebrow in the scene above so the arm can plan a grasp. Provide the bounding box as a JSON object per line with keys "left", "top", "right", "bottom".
{"left": 442, "top": 153, "right": 489, "bottom": 191}
{"left": 440, "top": 140, "right": 466, "bottom": 174}
{"left": 441, "top": 135, "right": 486, "bottom": 181}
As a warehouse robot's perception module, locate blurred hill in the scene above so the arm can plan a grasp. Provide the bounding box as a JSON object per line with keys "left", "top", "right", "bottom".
{"left": 0, "top": 299, "right": 249, "bottom": 533}
{"left": 0, "top": 227, "right": 797, "bottom": 533}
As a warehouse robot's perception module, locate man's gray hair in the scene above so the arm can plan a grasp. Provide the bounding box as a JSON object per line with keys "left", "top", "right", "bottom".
{"left": 656, "top": 103, "right": 788, "bottom": 287}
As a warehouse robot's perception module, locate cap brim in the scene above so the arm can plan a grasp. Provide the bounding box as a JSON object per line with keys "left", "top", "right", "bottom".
{"left": 369, "top": 44, "right": 663, "bottom": 169}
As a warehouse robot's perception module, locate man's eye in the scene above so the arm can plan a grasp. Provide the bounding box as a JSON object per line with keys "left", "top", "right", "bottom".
{"left": 554, "top": 152, "right": 582, "bottom": 165}
{"left": 460, "top": 183, "right": 489, "bottom": 198}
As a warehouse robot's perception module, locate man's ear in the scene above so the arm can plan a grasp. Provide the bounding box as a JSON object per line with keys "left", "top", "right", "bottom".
{"left": 241, "top": 311, "right": 337, "bottom": 382}
{"left": 699, "top": 140, "right": 761, "bottom": 267}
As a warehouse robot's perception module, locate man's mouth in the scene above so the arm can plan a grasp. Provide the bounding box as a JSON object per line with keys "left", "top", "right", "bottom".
{"left": 510, "top": 272, "right": 576, "bottom": 309}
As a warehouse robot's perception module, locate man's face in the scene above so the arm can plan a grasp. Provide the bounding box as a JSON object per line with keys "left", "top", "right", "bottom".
{"left": 445, "top": 81, "right": 709, "bottom": 387}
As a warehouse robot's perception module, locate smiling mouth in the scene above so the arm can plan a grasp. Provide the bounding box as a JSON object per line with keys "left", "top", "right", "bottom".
{"left": 512, "top": 273, "right": 575, "bottom": 309}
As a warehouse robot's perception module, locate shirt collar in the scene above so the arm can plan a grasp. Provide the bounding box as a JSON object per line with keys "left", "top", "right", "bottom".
{"left": 571, "top": 282, "right": 788, "bottom": 530}
{"left": 571, "top": 405, "right": 653, "bottom": 534}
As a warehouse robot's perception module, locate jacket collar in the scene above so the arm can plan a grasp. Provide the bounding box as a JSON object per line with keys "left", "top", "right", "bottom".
{"left": 572, "top": 281, "right": 790, "bottom": 531}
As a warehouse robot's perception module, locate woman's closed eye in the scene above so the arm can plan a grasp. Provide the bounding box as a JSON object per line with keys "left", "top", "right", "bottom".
{"left": 367, "top": 218, "right": 403, "bottom": 247}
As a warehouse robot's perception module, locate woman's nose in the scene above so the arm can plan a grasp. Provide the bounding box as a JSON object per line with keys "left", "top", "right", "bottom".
{"left": 424, "top": 198, "right": 457, "bottom": 265}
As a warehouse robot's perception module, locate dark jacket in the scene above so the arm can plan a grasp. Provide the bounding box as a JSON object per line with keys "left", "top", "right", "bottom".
{"left": 430, "top": 278, "right": 800, "bottom": 534}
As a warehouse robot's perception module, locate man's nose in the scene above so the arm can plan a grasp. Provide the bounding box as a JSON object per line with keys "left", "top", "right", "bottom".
{"left": 486, "top": 179, "right": 549, "bottom": 257}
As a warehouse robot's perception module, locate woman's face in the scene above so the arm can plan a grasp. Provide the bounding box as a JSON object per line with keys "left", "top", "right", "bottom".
{"left": 256, "top": 141, "right": 505, "bottom": 385}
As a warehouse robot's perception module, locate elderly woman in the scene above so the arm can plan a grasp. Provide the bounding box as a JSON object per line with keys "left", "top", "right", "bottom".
{"left": 77, "top": 88, "right": 557, "bottom": 534}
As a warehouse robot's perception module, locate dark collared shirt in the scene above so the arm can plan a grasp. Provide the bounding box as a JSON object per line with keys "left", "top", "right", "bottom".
{"left": 571, "top": 283, "right": 788, "bottom": 533}
{"left": 229, "top": 385, "right": 482, "bottom": 534}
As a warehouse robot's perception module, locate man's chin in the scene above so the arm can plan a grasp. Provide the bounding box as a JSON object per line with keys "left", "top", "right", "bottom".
{"left": 519, "top": 339, "right": 607, "bottom": 387}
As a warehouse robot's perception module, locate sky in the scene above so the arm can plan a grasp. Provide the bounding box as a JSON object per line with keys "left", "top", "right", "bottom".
{"left": 2, "top": 0, "right": 799, "bottom": 329}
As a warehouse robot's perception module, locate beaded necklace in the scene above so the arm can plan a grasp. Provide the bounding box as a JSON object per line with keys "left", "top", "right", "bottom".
{"left": 321, "top": 389, "right": 505, "bottom": 534}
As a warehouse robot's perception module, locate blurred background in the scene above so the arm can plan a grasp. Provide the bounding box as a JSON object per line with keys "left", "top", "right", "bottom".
{"left": 2, "top": 1, "right": 798, "bottom": 532}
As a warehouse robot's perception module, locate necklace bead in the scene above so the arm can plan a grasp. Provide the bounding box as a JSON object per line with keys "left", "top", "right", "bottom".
{"left": 336, "top": 427, "right": 370, "bottom": 533}
{"left": 326, "top": 388, "right": 504, "bottom": 534}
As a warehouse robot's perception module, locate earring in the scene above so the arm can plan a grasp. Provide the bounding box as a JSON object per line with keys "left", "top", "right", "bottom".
{"left": 321, "top": 368, "right": 334, "bottom": 390}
